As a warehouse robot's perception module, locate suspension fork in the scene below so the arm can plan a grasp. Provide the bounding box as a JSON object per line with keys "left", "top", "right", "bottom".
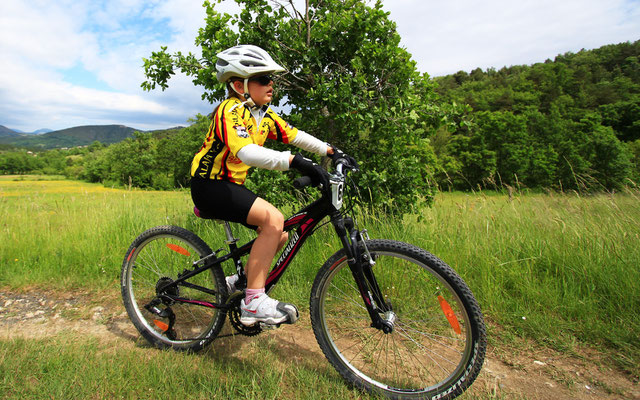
{"left": 331, "top": 214, "right": 394, "bottom": 333}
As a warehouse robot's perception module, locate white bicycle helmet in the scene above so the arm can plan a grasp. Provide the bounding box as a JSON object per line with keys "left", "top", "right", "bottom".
{"left": 215, "top": 44, "right": 285, "bottom": 83}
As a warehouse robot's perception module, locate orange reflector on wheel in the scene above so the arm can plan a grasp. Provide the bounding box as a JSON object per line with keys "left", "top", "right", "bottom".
{"left": 438, "top": 295, "right": 461, "bottom": 335}
{"left": 166, "top": 243, "right": 191, "bottom": 256}
{"left": 153, "top": 319, "right": 169, "bottom": 332}
{"left": 126, "top": 248, "right": 136, "bottom": 262}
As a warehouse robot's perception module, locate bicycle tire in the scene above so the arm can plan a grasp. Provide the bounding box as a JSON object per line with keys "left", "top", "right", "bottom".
{"left": 310, "top": 239, "right": 486, "bottom": 400}
{"left": 121, "top": 225, "right": 226, "bottom": 352}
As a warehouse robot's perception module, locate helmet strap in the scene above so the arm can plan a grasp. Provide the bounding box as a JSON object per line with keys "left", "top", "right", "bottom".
{"left": 241, "top": 78, "right": 261, "bottom": 109}
{"left": 229, "top": 78, "right": 263, "bottom": 110}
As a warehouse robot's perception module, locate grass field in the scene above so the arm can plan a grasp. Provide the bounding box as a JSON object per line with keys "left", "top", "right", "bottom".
{"left": 1, "top": 175, "right": 639, "bottom": 397}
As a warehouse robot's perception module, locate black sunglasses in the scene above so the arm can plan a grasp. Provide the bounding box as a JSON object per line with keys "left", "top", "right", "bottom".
{"left": 249, "top": 75, "right": 274, "bottom": 86}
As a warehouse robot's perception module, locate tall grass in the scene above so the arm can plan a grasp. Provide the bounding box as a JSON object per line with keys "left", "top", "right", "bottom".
{"left": 0, "top": 334, "right": 367, "bottom": 400}
{"left": 1, "top": 176, "right": 638, "bottom": 375}
{"left": 0, "top": 176, "right": 193, "bottom": 290}
{"left": 395, "top": 190, "right": 640, "bottom": 374}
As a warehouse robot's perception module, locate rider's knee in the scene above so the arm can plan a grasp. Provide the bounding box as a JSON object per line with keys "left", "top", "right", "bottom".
{"left": 279, "top": 231, "right": 289, "bottom": 248}
{"left": 259, "top": 208, "right": 284, "bottom": 236}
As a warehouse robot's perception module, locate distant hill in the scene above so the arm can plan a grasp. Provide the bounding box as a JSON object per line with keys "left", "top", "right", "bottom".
{"left": 0, "top": 125, "right": 138, "bottom": 149}
{"left": 0, "top": 125, "right": 23, "bottom": 138}
{"left": 28, "top": 128, "right": 53, "bottom": 135}
{"left": 0, "top": 126, "right": 53, "bottom": 137}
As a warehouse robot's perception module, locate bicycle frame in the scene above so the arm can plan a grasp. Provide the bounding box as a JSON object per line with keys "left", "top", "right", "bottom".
{"left": 155, "top": 167, "right": 394, "bottom": 332}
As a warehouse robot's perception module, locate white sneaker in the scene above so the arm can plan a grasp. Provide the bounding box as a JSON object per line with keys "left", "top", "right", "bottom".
{"left": 239, "top": 293, "right": 298, "bottom": 326}
{"left": 225, "top": 274, "right": 239, "bottom": 294}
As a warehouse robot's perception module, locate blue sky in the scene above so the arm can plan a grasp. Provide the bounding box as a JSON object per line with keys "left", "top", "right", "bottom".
{"left": 1, "top": 0, "right": 639, "bottom": 132}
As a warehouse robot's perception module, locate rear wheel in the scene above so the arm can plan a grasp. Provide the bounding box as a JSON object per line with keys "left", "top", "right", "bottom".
{"left": 121, "top": 225, "right": 226, "bottom": 352}
{"left": 310, "top": 239, "right": 486, "bottom": 399}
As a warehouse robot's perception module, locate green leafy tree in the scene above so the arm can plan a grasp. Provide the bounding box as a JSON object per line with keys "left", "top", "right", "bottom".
{"left": 105, "top": 132, "right": 158, "bottom": 188}
{"left": 80, "top": 149, "right": 110, "bottom": 183}
{"left": 575, "top": 114, "right": 632, "bottom": 190}
{"left": 0, "top": 150, "right": 40, "bottom": 174}
{"left": 156, "top": 115, "right": 211, "bottom": 188}
{"left": 599, "top": 98, "right": 640, "bottom": 141}
{"left": 438, "top": 133, "right": 497, "bottom": 190}
{"left": 141, "top": 0, "right": 454, "bottom": 211}
{"left": 38, "top": 150, "right": 67, "bottom": 175}
{"left": 434, "top": 40, "right": 640, "bottom": 191}
{"left": 627, "top": 139, "right": 640, "bottom": 184}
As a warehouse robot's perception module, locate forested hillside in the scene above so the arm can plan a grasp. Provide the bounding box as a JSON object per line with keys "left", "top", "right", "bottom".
{"left": 0, "top": 125, "right": 26, "bottom": 138}
{"left": 0, "top": 125, "right": 137, "bottom": 149}
{"left": 433, "top": 40, "right": 640, "bottom": 190}
{"left": 2, "top": 41, "right": 639, "bottom": 206}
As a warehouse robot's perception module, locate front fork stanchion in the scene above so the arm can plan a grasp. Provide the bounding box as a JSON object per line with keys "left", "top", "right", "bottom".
{"left": 358, "top": 232, "right": 389, "bottom": 312}
{"left": 333, "top": 216, "right": 393, "bottom": 333}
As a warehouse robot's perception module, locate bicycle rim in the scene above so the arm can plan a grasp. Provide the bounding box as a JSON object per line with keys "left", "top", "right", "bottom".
{"left": 123, "top": 232, "right": 222, "bottom": 348}
{"left": 315, "top": 243, "right": 482, "bottom": 398}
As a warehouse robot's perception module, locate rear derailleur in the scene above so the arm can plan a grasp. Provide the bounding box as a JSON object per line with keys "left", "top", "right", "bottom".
{"left": 144, "top": 298, "right": 177, "bottom": 340}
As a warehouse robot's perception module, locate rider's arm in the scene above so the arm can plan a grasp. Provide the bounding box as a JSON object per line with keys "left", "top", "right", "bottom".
{"left": 267, "top": 110, "right": 333, "bottom": 156}
{"left": 238, "top": 107, "right": 334, "bottom": 170}
{"left": 236, "top": 141, "right": 333, "bottom": 172}
{"left": 236, "top": 144, "right": 291, "bottom": 171}
{"left": 290, "top": 130, "right": 331, "bottom": 156}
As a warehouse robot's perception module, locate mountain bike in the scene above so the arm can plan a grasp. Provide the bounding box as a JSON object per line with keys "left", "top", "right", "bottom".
{"left": 120, "top": 157, "right": 487, "bottom": 400}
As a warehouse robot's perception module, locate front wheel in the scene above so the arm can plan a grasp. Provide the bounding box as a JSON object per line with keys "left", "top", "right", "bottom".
{"left": 121, "top": 225, "right": 226, "bottom": 352}
{"left": 310, "top": 239, "right": 486, "bottom": 400}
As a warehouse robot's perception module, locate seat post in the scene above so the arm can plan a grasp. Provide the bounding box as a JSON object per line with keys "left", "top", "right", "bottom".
{"left": 220, "top": 221, "right": 238, "bottom": 245}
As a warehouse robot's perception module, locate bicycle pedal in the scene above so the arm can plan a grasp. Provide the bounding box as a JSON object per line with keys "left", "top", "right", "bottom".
{"left": 259, "top": 322, "right": 281, "bottom": 330}
{"left": 277, "top": 303, "right": 299, "bottom": 324}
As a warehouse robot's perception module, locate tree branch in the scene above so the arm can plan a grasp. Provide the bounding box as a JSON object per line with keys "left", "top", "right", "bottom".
{"left": 269, "top": 0, "right": 300, "bottom": 32}
{"left": 288, "top": 0, "right": 305, "bottom": 20}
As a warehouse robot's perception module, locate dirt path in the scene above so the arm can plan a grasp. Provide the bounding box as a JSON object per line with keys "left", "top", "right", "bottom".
{"left": 0, "top": 290, "right": 638, "bottom": 399}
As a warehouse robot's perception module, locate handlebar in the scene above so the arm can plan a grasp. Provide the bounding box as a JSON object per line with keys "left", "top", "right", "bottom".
{"left": 293, "top": 158, "right": 356, "bottom": 190}
{"left": 293, "top": 175, "right": 313, "bottom": 189}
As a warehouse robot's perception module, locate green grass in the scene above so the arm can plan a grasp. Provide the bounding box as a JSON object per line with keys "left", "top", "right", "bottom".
{"left": 397, "top": 190, "right": 640, "bottom": 375}
{"left": 1, "top": 176, "right": 639, "bottom": 382}
{"left": 0, "top": 332, "right": 367, "bottom": 400}
{"left": 0, "top": 175, "right": 193, "bottom": 290}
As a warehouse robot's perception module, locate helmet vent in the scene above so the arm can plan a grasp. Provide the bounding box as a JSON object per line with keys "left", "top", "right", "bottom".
{"left": 240, "top": 60, "right": 267, "bottom": 67}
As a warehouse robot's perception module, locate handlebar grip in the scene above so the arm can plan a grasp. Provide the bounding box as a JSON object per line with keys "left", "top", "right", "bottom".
{"left": 293, "top": 176, "right": 313, "bottom": 189}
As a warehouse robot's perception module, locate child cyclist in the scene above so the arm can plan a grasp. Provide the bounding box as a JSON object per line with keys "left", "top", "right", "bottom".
{"left": 191, "top": 44, "right": 338, "bottom": 326}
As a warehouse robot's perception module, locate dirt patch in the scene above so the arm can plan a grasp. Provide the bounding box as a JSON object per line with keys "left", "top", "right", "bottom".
{"left": 1, "top": 290, "right": 638, "bottom": 399}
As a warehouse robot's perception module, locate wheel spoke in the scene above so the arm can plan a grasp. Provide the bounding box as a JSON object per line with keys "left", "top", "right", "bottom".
{"left": 121, "top": 228, "right": 226, "bottom": 351}
{"left": 313, "top": 241, "right": 486, "bottom": 398}
{"left": 397, "top": 320, "right": 466, "bottom": 349}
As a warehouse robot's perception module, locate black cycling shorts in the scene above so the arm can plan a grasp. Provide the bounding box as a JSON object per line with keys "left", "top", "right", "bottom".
{"left": 190, "top": 177, "right": 258, "bottom": 230}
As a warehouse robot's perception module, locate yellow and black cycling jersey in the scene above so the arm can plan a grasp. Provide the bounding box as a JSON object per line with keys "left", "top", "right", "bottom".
{"left": 191, "top": 97, "right": 299, "bottom": 185}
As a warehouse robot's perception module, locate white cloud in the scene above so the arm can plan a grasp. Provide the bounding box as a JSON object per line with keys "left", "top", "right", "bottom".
{"left": 0, "top": 0, "right": 215, "bottom": 131}
{"left": 0, "top": 53, "right": 172, "bottom": 129}
{"left": 0, "top": 1, "right": 97, "bottom": 69}
{"left": 1, "top": 0, "right": 639, "bottom": 132}
{"left": 382, "top": 0, "right": 640, "bottom": 76}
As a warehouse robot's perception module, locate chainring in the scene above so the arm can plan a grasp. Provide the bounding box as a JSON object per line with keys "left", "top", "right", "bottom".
{"left": 227, "top": 294, "right": 262, "bottom": 337}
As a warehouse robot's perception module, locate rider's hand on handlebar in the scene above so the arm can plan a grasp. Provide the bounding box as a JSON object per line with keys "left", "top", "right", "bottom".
{"left": 328, "top": 146, "right": 358, "bottom": 170}
{"left": 290, "top": 153, "right": 330, "bottom": 189}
